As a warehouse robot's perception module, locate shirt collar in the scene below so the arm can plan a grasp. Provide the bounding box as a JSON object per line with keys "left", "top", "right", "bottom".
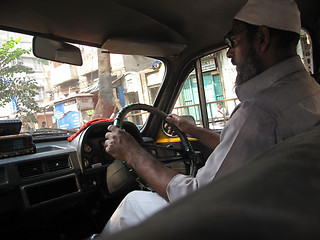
{"left": 235, "top": 56, "right": 306, "bottom": 102}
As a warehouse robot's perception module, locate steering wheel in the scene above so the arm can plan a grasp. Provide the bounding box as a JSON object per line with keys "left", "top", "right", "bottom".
{"left": 113, "top": 103, "right": 198, "bottom": 189}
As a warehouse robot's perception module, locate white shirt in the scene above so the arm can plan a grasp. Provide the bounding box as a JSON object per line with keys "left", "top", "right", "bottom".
{"left": 215, "top": 106, "right": 226, "bottom": 119}
{"left": 167, "top": 56, "right": 320, "bottom": 202}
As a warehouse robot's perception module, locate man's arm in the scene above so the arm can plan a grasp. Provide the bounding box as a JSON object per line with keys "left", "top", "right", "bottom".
{"left": 105, "top": 125, "right": 178, "bottom": 201}
{"left": 166, "top": 114, "right": 220, "bottom": 150}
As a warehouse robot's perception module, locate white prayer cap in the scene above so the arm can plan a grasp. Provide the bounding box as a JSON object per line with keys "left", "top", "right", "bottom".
{"left": 234, "top": 0, "right": 301, "bottom": 34}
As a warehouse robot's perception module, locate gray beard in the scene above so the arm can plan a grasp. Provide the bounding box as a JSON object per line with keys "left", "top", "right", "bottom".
{"left": 235, "top": 47, "right": 262, "bottom": 87}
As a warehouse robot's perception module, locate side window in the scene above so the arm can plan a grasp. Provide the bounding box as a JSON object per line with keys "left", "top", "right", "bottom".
{"left": 172, "top": 74, "right": 203, "bottom": 127}
{"left": 201, "top": 53, "right": 238, "bottom": 131}
{"left": 172, "top": 50, "right": 239, "bottom": 131}
{"left": 173, "top": 29, "right": 313, "bottom": 132}
{"left": 297, "top": 29, "right": 313, "bottom": 74}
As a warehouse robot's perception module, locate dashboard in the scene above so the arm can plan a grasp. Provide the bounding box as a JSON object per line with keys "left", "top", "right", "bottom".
{"left": 0, "top": 119, "right": 155, "bottom": 240}
{"left": 0, "top": 121, "right": 144, "bottom": 216}
{"left": 0, "top": 138, "right": 80, "bottom": 212}
{"left": 0, "top": 120, "right": 205, "bottom": 240}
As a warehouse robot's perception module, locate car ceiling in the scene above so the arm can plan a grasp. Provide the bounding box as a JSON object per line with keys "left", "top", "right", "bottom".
{"left": 0, "top": 0, "right": 318, "bottom": 60}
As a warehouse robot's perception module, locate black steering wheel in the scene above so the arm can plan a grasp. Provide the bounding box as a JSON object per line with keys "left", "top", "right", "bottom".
{"left": 112, "top": 103, "right": 198, "bottom": 189}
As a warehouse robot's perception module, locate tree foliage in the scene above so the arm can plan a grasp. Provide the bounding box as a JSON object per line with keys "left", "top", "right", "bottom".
{"left": 0, "top": 37, "right": 39, "bottom": 122}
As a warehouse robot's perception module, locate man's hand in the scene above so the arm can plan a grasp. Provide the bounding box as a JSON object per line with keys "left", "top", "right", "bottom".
{"left": 104, "top": 124, "right": 177, "bottom": 201}
{"left": 165, "top": 114, "right": 197, "bottom": 136}
{"left": 166, "top": 113, "right": 220, "bottom": 150}
{"left": 104, "top": 125, "right": 142, "bottom": 164}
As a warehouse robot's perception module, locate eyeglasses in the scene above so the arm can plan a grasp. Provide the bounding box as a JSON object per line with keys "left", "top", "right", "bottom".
{"left": 224, "top": 25, "right": 258, "bottom": 48}
{"left": 224, "top": 28, "right": 248, "bottom": 49}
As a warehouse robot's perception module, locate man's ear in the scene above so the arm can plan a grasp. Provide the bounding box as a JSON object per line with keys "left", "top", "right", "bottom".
{"left": 256, "top": 26, "right": 271, "bottom": 53}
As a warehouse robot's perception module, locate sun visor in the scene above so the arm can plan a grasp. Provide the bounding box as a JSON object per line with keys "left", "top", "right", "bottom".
{"left": 101, "top": 38, "right": 186, "bottom": 58}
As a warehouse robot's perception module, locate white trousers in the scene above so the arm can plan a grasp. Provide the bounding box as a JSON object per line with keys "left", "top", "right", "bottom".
{"left": 101, "top": 190, "right": 169, "bottom": 235}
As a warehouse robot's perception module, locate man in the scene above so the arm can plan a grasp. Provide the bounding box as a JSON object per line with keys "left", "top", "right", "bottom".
{"left": 215, "top": 102, "right": 226, "bottom": 120}
{"left": 102, "top": 0, "right": 320, "bottom": 235}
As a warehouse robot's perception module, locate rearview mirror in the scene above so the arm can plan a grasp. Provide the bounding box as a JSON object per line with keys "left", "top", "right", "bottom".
{"left": 32, "top": 36, "right": 83, "bottom": 66}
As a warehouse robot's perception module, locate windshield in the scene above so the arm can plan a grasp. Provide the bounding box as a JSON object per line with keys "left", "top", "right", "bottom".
{"left": 0, "top": 30, "right": 165, "bottom": 133}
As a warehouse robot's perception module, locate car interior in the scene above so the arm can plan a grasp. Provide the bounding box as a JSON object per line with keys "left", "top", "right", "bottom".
{"left": 0, "top": 0, "right": 319, "bottom": 239}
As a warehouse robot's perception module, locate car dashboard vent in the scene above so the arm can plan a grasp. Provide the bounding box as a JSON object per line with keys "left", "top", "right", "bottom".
{"left": 17, "top": 155, "right": 71, "bottom": 179}
{"left": 47, "top": 155, "right": 70, "bottom": 172}
{"left": 17, "top": 161, "right": 45, "bottom": 179}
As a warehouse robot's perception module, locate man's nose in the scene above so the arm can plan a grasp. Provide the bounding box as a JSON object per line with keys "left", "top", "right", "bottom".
{"left": 226, "top": 48, "right": 233, "bottom": 58}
